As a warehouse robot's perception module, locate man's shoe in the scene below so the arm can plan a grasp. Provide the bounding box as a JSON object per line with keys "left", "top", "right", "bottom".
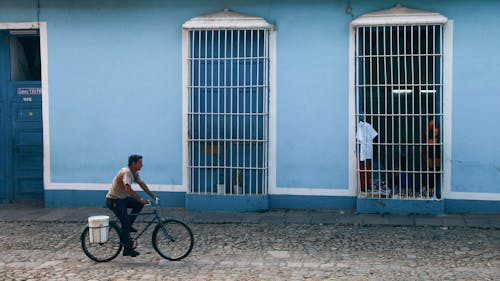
{"left": 129, "top": 226, "right": 138, "bottom": 233}
{"left": 123, "top": 249, "right": 140, "bottom": 257}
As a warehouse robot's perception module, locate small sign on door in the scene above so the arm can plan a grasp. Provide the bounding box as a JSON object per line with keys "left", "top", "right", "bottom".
{"left": 17, "top": 88, "right": 42, "bottom": 95}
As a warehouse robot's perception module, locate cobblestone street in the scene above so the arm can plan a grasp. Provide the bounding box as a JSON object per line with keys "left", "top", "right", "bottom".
{"left": 1, "top": 219, "right": 499, "bottom": 281}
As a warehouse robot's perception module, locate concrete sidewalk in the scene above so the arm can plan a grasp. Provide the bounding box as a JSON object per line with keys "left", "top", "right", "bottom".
{"left": 1, "top": 204, "right": 500, "bottom": 228}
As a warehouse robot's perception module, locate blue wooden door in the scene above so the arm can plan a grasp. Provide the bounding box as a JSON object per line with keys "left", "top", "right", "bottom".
{"left": 0, "top": 30, "right": 43, "bottom": 203}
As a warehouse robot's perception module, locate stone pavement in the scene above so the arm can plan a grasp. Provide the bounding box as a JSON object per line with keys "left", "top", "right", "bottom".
{"left": 1, "top": 204, "right": 500, "bottom": 228}
{"left": 1, "top": 205, "right": 500, "bottom": 280}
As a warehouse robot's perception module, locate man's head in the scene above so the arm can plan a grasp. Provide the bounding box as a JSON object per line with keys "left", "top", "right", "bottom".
{"left": 128, "top": 154, "right": 143, "bottom": 172}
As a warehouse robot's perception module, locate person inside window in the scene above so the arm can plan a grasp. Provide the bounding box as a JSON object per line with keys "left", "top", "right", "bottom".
{"left": 425, "top": 119, "right": 441, "bottom": 198}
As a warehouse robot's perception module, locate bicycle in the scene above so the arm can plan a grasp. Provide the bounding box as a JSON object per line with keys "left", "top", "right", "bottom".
{"left": 80, "top": 199, "right": 194, "bottom": 262}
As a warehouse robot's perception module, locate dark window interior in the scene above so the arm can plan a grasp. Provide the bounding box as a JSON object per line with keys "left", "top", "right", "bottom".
{"left": 10, "top": 35, "right": 41, "bottom": 81}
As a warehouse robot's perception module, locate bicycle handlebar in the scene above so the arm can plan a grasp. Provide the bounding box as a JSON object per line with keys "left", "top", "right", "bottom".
{"left": 144, "top": 197, "right": 160, "bottom": 208}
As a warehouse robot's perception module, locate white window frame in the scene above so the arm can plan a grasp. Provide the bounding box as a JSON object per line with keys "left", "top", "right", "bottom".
{"left": 348, "top": 5, "right": 453, "bottom": 199}
{"left": 181, "top": 10, "right": 277, "bottom": 195}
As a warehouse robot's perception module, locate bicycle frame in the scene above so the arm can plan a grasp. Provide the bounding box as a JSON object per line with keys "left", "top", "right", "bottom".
{"left": 128, "top": 201, "right": 175, "bottom": 243}
{"left": 81, "top": 198, "right": 194, "bottom": 262}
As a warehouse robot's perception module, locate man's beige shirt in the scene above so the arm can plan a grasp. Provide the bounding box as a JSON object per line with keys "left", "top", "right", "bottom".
{"left": 106, "top": 167, "right": 142, "bottom": 199}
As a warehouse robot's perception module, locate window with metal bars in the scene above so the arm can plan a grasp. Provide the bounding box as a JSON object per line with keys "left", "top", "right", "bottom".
{"left": 187, "top": 29, "right": 269, "bottom": 195}
{"left": 355, "top": 25, "right": 443, "bottom": 200}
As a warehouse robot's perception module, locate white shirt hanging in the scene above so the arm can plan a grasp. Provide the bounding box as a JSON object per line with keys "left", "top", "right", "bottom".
{"left": 356, "top": 121, "right": 378, "bottom": 161}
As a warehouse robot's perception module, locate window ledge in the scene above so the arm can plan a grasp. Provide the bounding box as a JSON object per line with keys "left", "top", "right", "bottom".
{"left": 183, "top": 9, "right": 272, "bottom": 30}
{"left": 352, "top": 4, "right": 447, "bottom": 26}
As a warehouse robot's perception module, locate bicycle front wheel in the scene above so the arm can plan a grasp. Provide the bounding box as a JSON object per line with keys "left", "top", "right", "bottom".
{"left": 80, "top": 222, "right": 122, "bottom": 262}
{"left": 152, "top": 219, "right": 194, "bottom": 261}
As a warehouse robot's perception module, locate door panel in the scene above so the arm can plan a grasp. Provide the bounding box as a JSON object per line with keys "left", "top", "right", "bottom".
{"left": 0, "top": 29, "right": 44, "bottom": 203}
{"left": 0, "top": 101, "right": 8, "bottom": 202}
{"left": 0, "top": 31, "right": 9, "bottom": 202}
{"left": 10, "top": 83, "right": 43, "bottom": 202}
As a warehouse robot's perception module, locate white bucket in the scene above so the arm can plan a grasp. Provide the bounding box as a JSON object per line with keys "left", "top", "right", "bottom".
{"left": 88, "top": 215, "right": 109, "bottom": 243}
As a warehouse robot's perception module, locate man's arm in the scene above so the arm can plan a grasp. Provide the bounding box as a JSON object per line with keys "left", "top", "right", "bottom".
{"left": 124, "top": 183, "right": 149, "bottom": 204}
{"left": 138, "top": 181, "right": 158, "bottom": 200}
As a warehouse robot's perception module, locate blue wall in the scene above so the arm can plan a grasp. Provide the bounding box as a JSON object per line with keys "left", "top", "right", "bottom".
{"left": 0, "top": 0, "right": 499, "bottom": 206}
{"left": 444, "top": 1, "right": 500, "bottom": 193}
{"left": 275, "top": 1, "right": 350, "bottom": 188}
{"left": 44, "top": 1, "right": 187, "bottom": 184}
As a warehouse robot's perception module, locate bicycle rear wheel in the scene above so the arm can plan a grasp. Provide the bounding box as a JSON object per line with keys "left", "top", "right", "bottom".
{"left": 80, "top": 222, "right": 122, "bottom": 262}
{"left": 152, "top": 219, "right": 194, "bottom": 261}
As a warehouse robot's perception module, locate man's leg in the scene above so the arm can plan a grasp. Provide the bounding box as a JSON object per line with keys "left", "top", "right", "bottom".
{"left": 107, "top": 198, "right": 136, "bottom": 255}
{"left": 125, "top": 196, "right": 144, "bottom": 227}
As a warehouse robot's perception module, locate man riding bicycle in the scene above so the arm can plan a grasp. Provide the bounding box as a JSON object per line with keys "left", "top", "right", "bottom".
{"left": 105, "top": 154, "right": 159, "bottom": 257}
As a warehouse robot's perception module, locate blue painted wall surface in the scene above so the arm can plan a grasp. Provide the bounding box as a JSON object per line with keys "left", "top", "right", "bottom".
{"left": 275, "top": 1, "right": 350, "bottom": 188}
{"left": 45, "top": 190, "right": 185, "bottom": 208}
{"left": 44, "top": 1, "right": 187, "bottom": 184}
{"left": 443, "top": 1, "right": 500, "bottom": 194}
{"left": 0, "top": 0, "right": 499, "bottom": 203}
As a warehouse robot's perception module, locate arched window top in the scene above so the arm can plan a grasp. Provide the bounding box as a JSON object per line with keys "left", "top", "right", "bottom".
{"left": 183, "top": 9, "right": 272, "bottom": 30}
{"left": 351, "top": 4, "right": 447, "bottom": 26}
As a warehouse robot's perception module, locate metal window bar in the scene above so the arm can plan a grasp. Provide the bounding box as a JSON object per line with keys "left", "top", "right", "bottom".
{"left": 187, "top": 29, "right": 270, "bottom": 195}
{"left": 355, "top": 24, "right": 443, "bottom": 200}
